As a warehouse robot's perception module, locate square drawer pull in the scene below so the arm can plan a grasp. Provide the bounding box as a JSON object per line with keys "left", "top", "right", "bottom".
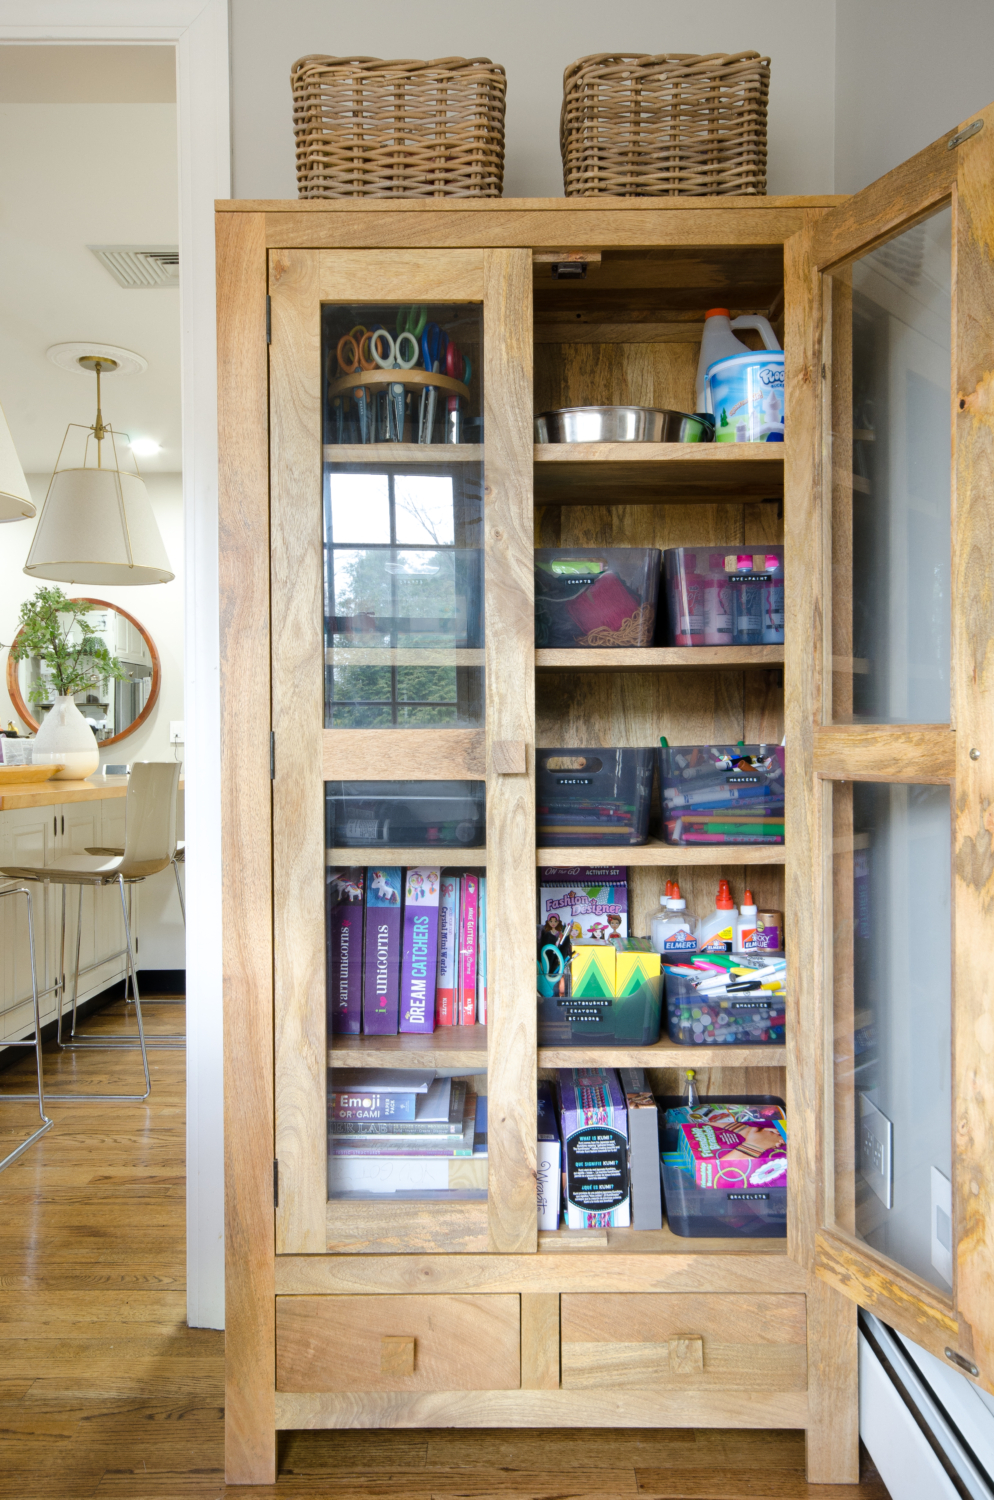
{"left": 380, "top": 1335, "right": 416, "bottom": 1376}
{"left": 668, "top": 1336, "right": 704, "bottom": 1374}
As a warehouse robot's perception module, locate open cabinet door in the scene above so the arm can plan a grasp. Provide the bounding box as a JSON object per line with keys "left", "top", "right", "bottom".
{"left": 787, "top": 102, "right": 994, "bottom": 1388}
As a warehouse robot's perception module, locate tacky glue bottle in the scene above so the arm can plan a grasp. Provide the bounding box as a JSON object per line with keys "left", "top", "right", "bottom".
{"left": 735, "top": 890, "right": 760, "bottom": 953}
{"left": 651, "top": 883, "right": 698, "bottom": 956}
{"left": 696, "top": 879, "right": 738, "bottom": 954}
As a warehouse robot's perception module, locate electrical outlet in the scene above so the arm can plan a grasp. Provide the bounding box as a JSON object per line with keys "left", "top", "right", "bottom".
{"left": 169, "top": 721, "right": 185, "bottom": 744}
{"left": 931, "top": 1166, "right": 953, "bottom": 1286}
{"left": 859, "top": 1093, "right": 893, "bottom": 1209}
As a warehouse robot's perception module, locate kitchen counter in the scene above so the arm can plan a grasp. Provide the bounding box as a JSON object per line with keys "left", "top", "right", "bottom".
{"left": 0, "top": 775, "right": 184, "bottom": 812}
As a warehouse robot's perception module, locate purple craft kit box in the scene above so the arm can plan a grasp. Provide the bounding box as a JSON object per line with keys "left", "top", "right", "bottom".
{"left": 362, "top": 868, "right": 403, "bottom": 1034}
{"left": 326, "top": 867, "right": 365, "bottom": 1035}
{"left": 400, "top": 867, "right": 441, "bottom": 1034}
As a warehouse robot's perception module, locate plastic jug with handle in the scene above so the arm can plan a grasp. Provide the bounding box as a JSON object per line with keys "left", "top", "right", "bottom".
{"left": 695, "top": 308, "right": 781, "bottom": 412}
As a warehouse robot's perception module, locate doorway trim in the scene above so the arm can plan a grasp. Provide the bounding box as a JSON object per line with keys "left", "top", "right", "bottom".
{"left": 0, "top": 0, "right": 231, "bottom": 1331}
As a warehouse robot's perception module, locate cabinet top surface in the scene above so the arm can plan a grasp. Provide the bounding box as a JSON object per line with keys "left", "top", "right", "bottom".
{"left": 217, "top": 195, "right": 844, "bottom": 213}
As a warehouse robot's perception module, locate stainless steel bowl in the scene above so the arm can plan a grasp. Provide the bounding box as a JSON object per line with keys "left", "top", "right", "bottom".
{"left": 534, "top": 406, "right": 714, "bottom": 444}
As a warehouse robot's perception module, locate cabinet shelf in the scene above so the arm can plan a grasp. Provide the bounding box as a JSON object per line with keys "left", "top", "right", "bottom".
{"left": 538, "top": 1226, "right": 788, "bottom": 1255}
{"left": 327, "top": 648, "right": 485, "bottom": 667}
{"left": 536, "top": 646, "right": 784, "bottom": 671}
{"left": 324, "top": 444, "right": 484, "bottom": 464}
{"left": 534, "top": 443, "right": 784, "bottom": 506}
{"left": 330, "top": 1029, "right": 488, "bottom": 1069}
{"left": 538, "top": 1042, "right": 785, "bottom": 1068}
{"left": 537, "top": 839, "right": 784, "bottom": 866}
{"left": 327, "top": 848, "right": 486, "bottom": 867}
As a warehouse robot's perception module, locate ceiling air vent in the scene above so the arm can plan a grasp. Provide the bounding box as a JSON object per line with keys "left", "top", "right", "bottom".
{"left": 89, "top": 245, "right": 179, "bottom": 289}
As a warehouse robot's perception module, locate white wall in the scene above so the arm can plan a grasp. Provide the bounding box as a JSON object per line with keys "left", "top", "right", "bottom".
{"left": 230, "top": 0, "right": 836, "bottom": 199}
{"left": 0, "top": 471, "right": 185, "bottom": 967}
{"left": 835, "top": 0, "right": 994, "bottom": 194}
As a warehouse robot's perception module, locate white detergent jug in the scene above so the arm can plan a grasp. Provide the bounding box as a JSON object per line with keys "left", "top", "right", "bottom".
{"left": 695, "top": 308, "right": 781, "bottom": 412}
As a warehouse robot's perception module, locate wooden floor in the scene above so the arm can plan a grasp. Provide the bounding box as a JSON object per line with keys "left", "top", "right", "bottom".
{"left": 0, "top": 997, "right": 890, "bottom": 1498}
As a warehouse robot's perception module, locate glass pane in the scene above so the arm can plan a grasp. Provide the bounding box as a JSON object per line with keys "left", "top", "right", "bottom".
{"left": 829, "top": 206, "right": 951, "bottom": 724}
{"left": 832, "top": 781, "right": 952, "bottom": 1290}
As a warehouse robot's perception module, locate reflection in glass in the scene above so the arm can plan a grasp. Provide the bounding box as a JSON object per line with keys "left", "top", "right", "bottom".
{"left": 833, "top": 781, "right": 951, "bottom": 1290}
{"left": 830, "top": 206, "right": 951, "bottom": 724}
{"left": 15, "top": 601, "right": 156, "bottom": 742}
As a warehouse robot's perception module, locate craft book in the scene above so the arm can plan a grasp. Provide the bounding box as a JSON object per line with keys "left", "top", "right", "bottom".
{"left": 329, "top": 1080, "right": 465, "bottom": 1139}
{"left": 677, "top": 1118, "right": 787, "bottom": 1190}
{"left": 539, "top": 867, "right": 628, "bottom": 945}
{"left": 556, "top": 1067, "right": 630, "bottom": 1229}
{"left": 536, "top": 1079, "right": 562, "bottom": 1231}
{"left": 326, "top": 867, "right": 365, "bottom": 1035}
{"left": 362, "top": 867, "right": 403, "bottom": 1034}
{"left": 435, "top": 873, "right": 460, "bottom": 1026}
{"left": 330, "top": 1092, "right": 476, "bottom": 1157}
{"left": 478, "top": 876, "right": 488, "bottom": 1026}
{"left": 458, "top": 871, "right": 479, "bottom": 1025}
{"left": 399, "top": 867, "right": 441, "bottom": 1034}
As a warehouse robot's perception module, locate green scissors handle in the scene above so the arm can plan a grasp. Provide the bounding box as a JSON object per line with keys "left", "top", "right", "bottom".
{"left": 397, "top": 304, "right": 428, "bottom": 340}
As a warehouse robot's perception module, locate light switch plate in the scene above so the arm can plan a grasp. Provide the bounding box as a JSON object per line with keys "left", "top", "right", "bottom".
{"left": 169, "top": 721, "right": 185, "bottom": 744}
{"left": 930, "top": 1165, "right": 953, "bottom": 1286}
{"left": 859, "top": 1093, "right": 893, "bottom": 1209}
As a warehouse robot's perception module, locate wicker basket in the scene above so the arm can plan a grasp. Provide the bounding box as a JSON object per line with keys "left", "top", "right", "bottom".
{"left": 291, "top": 55, "right": 506, "bottom": 198}
{"left": 561, "top": 52, "right": 770, "bottom": 197}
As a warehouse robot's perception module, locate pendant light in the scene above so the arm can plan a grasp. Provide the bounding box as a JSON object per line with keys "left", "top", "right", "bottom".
{"left": 0, "top": 399, "right": 35, "bottom": 521}
{"left": 24, "top": 354, "right": 174, "bottom": 585}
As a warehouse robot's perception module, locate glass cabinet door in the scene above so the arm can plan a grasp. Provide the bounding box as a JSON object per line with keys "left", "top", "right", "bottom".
{"left": 268, "top": 248, "right": 535, "bottom": 1257}
{"left": 796, "top": 103, "right": 994, "bottom": 1384}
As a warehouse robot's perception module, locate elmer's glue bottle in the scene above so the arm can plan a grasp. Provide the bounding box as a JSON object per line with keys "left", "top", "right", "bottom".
{"left": 735, "top": 890, "right": 760, "bottom": 952}
{"left": 651, "top": 884, "right": 698, "bottom": 956}
{"left": 696, "top": 879, "right": 738, "bottom": 954}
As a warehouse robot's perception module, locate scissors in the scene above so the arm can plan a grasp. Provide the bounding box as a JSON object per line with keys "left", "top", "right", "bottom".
{"left": 396, "top": 305, "right": 428, "bottom": 341}
{"left": 444, "top": 340, "right": 472, "bottom": 444}
{"left": 418, "top": 322, "right": 448, "bottom": 444}
{"left": 337, "top": 326, "right": 376, "bottom": 443}
{"left": 371, "top": 327, "right": 420, "bottom": 441}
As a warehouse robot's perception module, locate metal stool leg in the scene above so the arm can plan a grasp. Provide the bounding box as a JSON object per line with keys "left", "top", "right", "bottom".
{"left": 0, "top": 885, "right": 54, "bottom": 1170}
{"left": 173, "top": 854, "right": 185, "bottom": 927}
{"left": 45, "top": 875, "right": 151, "bottom": 1103}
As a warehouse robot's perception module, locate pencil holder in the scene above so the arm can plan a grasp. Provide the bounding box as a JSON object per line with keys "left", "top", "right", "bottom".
{"left": 658, "top": 743, "right": 784, "bottom": 846}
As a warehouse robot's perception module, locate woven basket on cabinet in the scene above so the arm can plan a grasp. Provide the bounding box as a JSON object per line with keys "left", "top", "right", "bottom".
{"left": 561, "top": 51, "right": 770, "bottom": 197}
{"left": 291, "top": 54, "right": 507, "bottom": 198}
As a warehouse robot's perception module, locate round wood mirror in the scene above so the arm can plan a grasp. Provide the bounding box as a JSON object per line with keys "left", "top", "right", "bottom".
{"left": 6, "top": 597, "right": 161, "bottom": 747}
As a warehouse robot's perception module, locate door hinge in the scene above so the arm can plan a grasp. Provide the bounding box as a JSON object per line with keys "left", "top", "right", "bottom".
{"left": 274, "top": 1159, "right": 279, "bottom": 1207}
{"left": 269, "top": 731, "right": 275, "bottom": 780}
{"left": 947, "top": 118, "right": 983, "bottom": 151}
{"left": 266, "top": 295, "right": 271, "bottom": 344}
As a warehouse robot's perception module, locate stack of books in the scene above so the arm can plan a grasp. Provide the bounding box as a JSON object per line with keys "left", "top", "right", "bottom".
{"left": 328, "top": 1068, "right": 487, "bottom": 1198}
{"left": 327, "top": 867, "right": 487, "bottom": 1036}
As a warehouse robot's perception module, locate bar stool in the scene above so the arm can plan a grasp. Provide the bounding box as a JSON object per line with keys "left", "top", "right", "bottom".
{"left": 0, "top": 883, "right": 54, "bottom": 1170}
{"left": 0, "top": 761, "right": 181, "bottom": 1103}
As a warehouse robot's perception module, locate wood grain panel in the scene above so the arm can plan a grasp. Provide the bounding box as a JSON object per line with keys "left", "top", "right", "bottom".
{"left": 815, "top": 1229, "right": 957, "bottom": 1344}
{"left": 324, "top": 1199, "right": 489, "bottom": 1255}
{"left": 533, "top": 445, "right": 784, "bottom": 507}
{"left": 804, "top": 1273, "right": 858, "bottom": 1483}
{"left": 331, "top": 1029, "right": 489, "bottom": 1070}
{"left": 483, "top": 248, "right": 537, "bottom": 1254}
{"left": 813, "top": 725, "right": 956, "bottom": 782}
{"left": 951, "top": 99, "right": 994, "bottom": 1390}
{"left": 319, "top": 249, "right": 484, "bottom": 302}
{"left": 536, "top": 647, "right": 785, "bottom": 672}
{"left": 269, "top": 246, "right": 327, "bottom": 1254}
{"left": 520, "top": 1293, "right": 560, "bottom": 1390}
{"left": 275, "top": 1387, "right": 809, "bottom": 1430}
{"left": 560, "top": 1293, "right": 806, "bottom": 1391}
{"left": 217, "top": 210, "right": 276, "bottom": 1487}
{"left": 276, "top": 1295, "right": 519, "bottom": 1391}
{"left": 537, "top": 842, "right": 786, "bottom": 867}
{"left": 328, "top": 846, "right": 487, "bottom": 867}
{"left": 323, "top": 728, "right": 486, "bottom": 780}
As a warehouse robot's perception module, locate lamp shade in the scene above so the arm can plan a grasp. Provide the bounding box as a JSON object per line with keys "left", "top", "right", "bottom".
{"left": 0, "top": 401, "right": 35, "bottom": 522}
{"left": 24, "top": 467, "right": 174, "bottom": 585}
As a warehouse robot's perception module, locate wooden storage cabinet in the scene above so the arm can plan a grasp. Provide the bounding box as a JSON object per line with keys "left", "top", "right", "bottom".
{"left": 219, "top": 101, "right": 994, "bottom": 1486}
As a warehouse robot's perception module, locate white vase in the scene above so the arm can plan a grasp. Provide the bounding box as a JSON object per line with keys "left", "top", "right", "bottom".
{"left": 32, "top": 694, "right": 100, "bottom": 780}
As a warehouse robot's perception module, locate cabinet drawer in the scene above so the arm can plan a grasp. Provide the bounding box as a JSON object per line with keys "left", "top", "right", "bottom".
{"left": 276, "top": 1294, "right": 520, "bottom": 1392}
{"left": 561, "top": 1293, "right": 806, "bottom": 1391}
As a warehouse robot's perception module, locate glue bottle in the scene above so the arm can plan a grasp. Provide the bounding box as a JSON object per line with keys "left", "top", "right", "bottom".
{"left": 696, "top": 879, "right": 738, "bottom": 954}
{"left": 651, "top": 883, "right": 698, "bottom": 955}
{"left": 695, "top": 309, "right": 781, "bottom": 412}
{"left": 735, "top": 890, "right": 760, "bottom": 953}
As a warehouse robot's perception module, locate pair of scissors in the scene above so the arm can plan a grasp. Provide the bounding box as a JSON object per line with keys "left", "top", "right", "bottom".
{"left": 370, "top": 328, "right": 420, "bottom": 441}
{"left": 444, "top": 341, "right": 473, "bottom": 444}
{"left": 337, "top": 326, "right": 376, "bottom": 443}
{"left": 396, "top": 305, "right": 428, "bottom": 341}
{"left": 418, "top": 322, "right": 448, "bottom": 444}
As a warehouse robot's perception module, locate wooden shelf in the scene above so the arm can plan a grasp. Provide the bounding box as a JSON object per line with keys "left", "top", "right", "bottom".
{"left": 327, "top": 848, "right": 486, "bottom": 866}
{"left": 534, "top": 443, "right": 784, "bottom": 506}
{"left": 538, "top": 1226, "right": 787, "bottom": 1255}
{"left": 538, "top": 1043, "right": 785, "bottom": 1068}
{"left": 537, "top": 839, "right": 784, "bottom": 866}
{"left": 327, "top": 647, "right": 485, "bottom": 667}
{"left": 330, "top": 1028, "right": 488, "bottom": 1070}
{"left": 536, "top": 646, "right": 784, "bottom": 671}
{"left": 324, "top": 443, "right": 483, "bottom": 464}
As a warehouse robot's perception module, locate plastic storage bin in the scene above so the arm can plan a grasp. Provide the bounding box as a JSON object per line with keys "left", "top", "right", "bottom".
{"left": 664, "top": 970, "right": 785, "bottom": 1046}
{"left": 325, "top": 781, "right": 485, "bottom": 848}
{"left": 538, "top": 975, "right": 662, "bottom": 1047}
{"left": 658, "top": 743, "right": 785, "bottom": 845}
{"left": 536, "top": 748, "right": 654, "bottom": 846}
{"left": 662, "top": 546, "right": 784, "bottom": 647}
{"left": 658, "top": 1094, "right": 787, "bottom": 1239}
{"left": 534, "top": 548, "right": 661, "bottom": 648}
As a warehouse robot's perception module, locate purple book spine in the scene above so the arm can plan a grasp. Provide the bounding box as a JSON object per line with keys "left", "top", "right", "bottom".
{"left": 362, "top": 868, "right": 403, "bottom": 1035}
{"left": 400, "top": 868, "right": 441, "bottom": 1034}
{"left": 327, "top": 867, "right": 365, "bottom": 1036}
